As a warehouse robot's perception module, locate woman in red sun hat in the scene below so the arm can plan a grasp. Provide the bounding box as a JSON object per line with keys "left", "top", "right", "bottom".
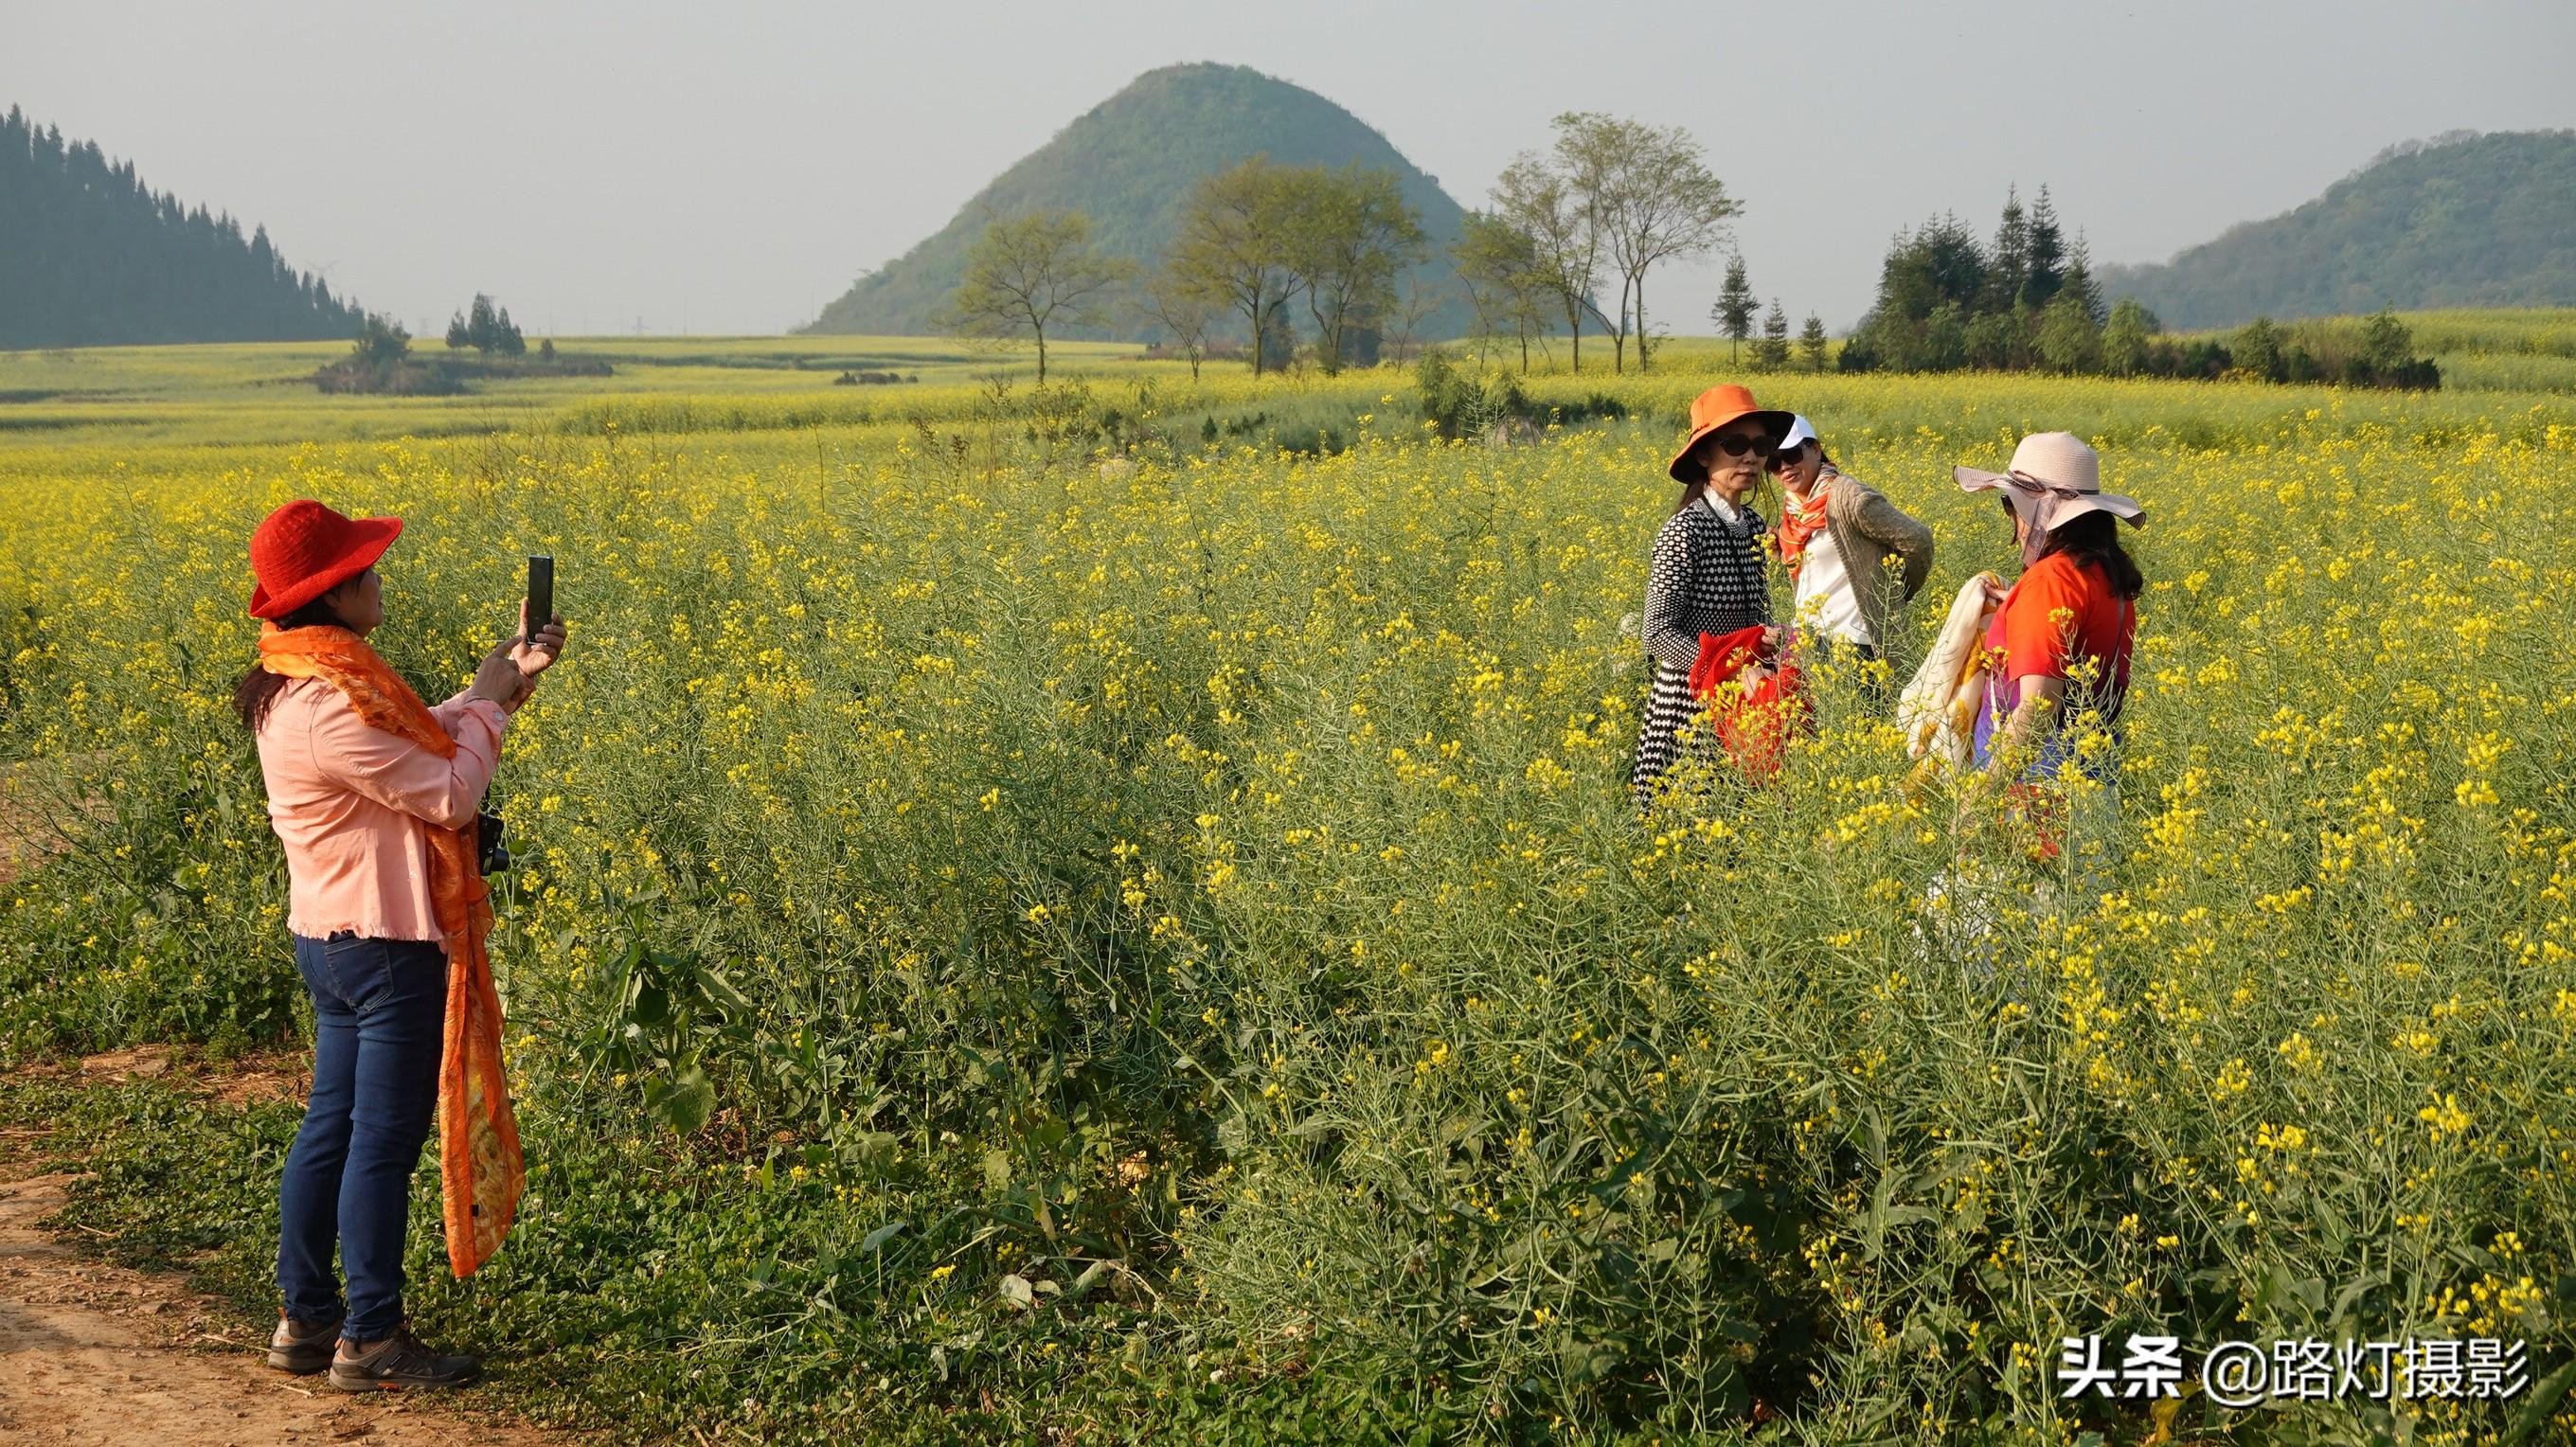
{"left": 231, "top": 499, "right": 565, "bottom": 1392}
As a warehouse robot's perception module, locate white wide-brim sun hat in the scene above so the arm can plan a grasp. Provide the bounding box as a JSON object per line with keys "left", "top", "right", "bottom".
{"left": 1954, "top": 431, "right": 2144, "bottom": 563}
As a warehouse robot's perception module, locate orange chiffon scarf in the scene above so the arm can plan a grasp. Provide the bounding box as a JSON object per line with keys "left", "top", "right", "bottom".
{"left": 259, "top": 624, "right": 522, "bottom": 1278}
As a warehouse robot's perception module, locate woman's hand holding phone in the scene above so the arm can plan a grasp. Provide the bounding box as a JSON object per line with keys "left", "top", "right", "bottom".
{"left": 509, "top": 598, "right": 567, "bottom": 678}
{"left": 497, "top": 600, "right": 567, "bottom": 713}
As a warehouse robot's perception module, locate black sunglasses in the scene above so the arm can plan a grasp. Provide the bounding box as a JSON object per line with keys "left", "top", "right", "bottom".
{"left": 1705, "top": 432, "right": 1776, "bottom": 459}
{"left": 1765, "top": 439, "right": 1810, "bottom": 471}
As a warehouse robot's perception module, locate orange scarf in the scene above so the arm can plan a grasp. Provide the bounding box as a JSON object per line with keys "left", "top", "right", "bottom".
{"left": 259, "top": 624, "right": 523, "bottom": 1278}
{"left": 1775, "top": 473, "right": 1834, "bottom": 576}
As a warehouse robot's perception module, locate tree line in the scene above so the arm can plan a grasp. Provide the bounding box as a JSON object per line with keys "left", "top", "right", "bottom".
{"left": 0, "top": 106, "right": 366, "bottom": 349}
{"left": 1837, "top": 185, "right": 2439, "bottom": 387}
{"left": 1707, "top": 254, "right": 1830, "bottom": 371}
{"left": 1836, "top": 185, "right": 2110, "bottom": 373}
{"left": 941, "top": 143, "right": 2442, "bottom": 390}
{"left": 941, "top": 111, "right": 1744, "bottom": 381}
{"left": 319, "top": 295, "right": 594, "bottom": 395}
{"left": 2193, "top": 310, "right": 2441, "bottom": 389}
{"left": 445, "top": 295, "right": 527, "bottom": 356}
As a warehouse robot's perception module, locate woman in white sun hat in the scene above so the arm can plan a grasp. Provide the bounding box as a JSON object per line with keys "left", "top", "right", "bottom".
{"left": 1908, "top": 432, "right": 2143, "bottom": 961}
{"left": 1952, "top": 431, "right": 2146, "bottom": 883}
{"left": 1766, "top": 414, "right": 1934, "bottom": 673}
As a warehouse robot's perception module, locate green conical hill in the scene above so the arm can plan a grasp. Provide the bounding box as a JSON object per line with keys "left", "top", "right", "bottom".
{"left": 803, "top": 63, "right": 1472, "bottom": 340}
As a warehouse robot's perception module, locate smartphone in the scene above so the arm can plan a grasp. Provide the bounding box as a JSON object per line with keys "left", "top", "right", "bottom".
{"left": 525, "top": 555, "right": 554, "bottom": 644}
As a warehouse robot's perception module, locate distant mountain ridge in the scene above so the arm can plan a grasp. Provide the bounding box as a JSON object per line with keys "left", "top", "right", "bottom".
{"left": 1, "top": 106, "right": 366, "bottom": 349}
{"left": 803, "top": 63, "right": 1472, "bottom": 340}
{"left": 2101, "top": 130, "right": 2576, "bottom": 330}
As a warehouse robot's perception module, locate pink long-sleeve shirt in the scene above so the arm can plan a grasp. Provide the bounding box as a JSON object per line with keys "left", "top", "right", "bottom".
{"left": 257, "top": 675, "right": 509, "bottom": 943}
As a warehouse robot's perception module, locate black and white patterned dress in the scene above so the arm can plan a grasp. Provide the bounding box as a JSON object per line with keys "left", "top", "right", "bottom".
{"left": 1631, "top": 493, "right": 1774, "bottom": 807}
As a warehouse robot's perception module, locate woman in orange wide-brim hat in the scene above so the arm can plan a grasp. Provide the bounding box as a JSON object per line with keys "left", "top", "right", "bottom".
{"left": 234, "top": 499, "right": 565, "bottom": 1391}
{"left": 1630, "top": 384, "right": 1792, "bottom": 809}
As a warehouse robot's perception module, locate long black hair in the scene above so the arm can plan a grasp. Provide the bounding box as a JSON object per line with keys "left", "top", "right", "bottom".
{"left": 1671, "top": 435, "right": 1719, "bottom": 515}
{"left": 232, "top": 598, "right": 349, "bottom": 732}
{"left": 2005, "top": 496, "right": 2144, "bottom": 598}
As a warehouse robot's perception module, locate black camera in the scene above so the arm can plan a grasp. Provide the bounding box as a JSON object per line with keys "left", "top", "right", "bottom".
{"left": 476, "top": 810, "right": 511, "bottom": 875}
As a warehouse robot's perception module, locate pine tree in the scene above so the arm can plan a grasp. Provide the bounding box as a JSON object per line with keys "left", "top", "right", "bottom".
{"left": 2062, "top": 231, "right": 2105, "bottom": 326}
{"left": 457, "top": 294, "right": 525, "bottom": 355}
{"left": 2021, "top": 185, "right": 2066, "bottom": 310}
{"left": 1986, "top": 186, "right": 2029, "bottom": 314}
{"left": 1712, "top": 254, "right": 1757, "bottom": 363}
{"left": 493, "top": 303, "right": 526, "bottom": 356}
{"left": 1798, "top": 313, "right": 1829, "bottom": 371}
{"left": 1754, "top": 298, "right": 1791, "bottom": 368}
{"left": 466, "top": 295, "right": 501, "bottom": 352}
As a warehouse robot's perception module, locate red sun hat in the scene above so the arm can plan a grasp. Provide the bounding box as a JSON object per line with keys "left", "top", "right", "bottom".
{"left": 247, "top": 500, "right": 402, "bottom": 619}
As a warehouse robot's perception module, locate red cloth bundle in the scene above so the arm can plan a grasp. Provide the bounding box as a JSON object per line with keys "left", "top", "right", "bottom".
{"left": 1687, "top": 625, "right": 1808, "bottom": 781}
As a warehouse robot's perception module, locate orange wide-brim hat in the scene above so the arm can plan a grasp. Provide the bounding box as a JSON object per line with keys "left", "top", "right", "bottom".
{"left": 247, "top": 499, "right": 403, "bottom": 619}
{"left": 1668, "top": 384, "right": 1793, "bottom": 483}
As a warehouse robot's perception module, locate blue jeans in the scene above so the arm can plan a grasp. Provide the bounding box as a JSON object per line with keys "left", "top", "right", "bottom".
{"left": 277, "top": 932, "right": 447, "bottom": 1341}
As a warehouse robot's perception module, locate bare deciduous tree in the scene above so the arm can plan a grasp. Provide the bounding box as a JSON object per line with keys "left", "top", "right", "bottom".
{"left": 939, "top": 208, "right": 1135, "bottom": 384}
{"left": 1136, "top": 268, "right": 1215, "bottom": 380}
{"left": 1551, "top": 112, "right": 1740, "bottom": 373}
{"left": 1452, "top": 209, "right": 1554, "bottom": 373}
{"left": 1382, "top": 269, "right": 1445, "bottom": 366}
{"left": 1282, "top": 165, "right": 1424, "bottom": 374}
{"left": 1167, "top": 157, "right": 1304, "bottom": 376}
{"left": 1492, "top": 152, "right": 1602, "bottom": 374}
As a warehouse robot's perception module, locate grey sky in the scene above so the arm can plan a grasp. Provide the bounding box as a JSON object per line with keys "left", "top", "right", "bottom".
{"left": 10, "top": 0, "right": 2572, "bottom": 338}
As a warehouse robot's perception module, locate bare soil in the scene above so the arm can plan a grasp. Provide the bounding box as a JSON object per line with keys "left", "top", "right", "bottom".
{"left": 0, "top": 1050, "right": 581, "bottom": 1446}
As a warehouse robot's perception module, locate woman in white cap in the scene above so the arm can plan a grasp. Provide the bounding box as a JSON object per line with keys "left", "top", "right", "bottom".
{"left": 1767, "top": 416, "right": 1934, "bottom": 673}
{"left": 1953, "top": 431, "right": 2146, "bottom": 784}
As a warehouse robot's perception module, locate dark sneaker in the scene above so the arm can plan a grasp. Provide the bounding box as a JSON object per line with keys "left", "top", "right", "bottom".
{"left": 267, "top": 1309, "right": 345, "bottom": 1374}
{"left": 328, "top": 1329, "right": 480, "bottom": 1392}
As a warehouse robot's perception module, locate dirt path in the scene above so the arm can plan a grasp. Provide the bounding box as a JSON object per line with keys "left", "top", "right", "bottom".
{"left": 0, "top": 1051, "right": 580, "bottom": 1446}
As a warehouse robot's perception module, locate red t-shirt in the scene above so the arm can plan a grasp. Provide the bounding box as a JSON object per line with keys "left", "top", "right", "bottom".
{"left": 1976, "top": 553, "right": 2137, "bottom": 759}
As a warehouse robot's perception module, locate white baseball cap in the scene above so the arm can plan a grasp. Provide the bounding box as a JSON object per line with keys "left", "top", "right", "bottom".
{"left": 1779, "top": 415, "right": 1818, "bottom": 451}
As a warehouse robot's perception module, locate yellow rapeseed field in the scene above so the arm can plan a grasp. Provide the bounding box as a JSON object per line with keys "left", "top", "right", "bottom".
{"left": 3, "top": 345, "right": 2572, "bottom": 1442}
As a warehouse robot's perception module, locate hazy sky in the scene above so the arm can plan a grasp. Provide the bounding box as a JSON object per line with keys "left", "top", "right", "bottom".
{"left": 9, "top": 0, "right": 2572, "bottom": 337}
